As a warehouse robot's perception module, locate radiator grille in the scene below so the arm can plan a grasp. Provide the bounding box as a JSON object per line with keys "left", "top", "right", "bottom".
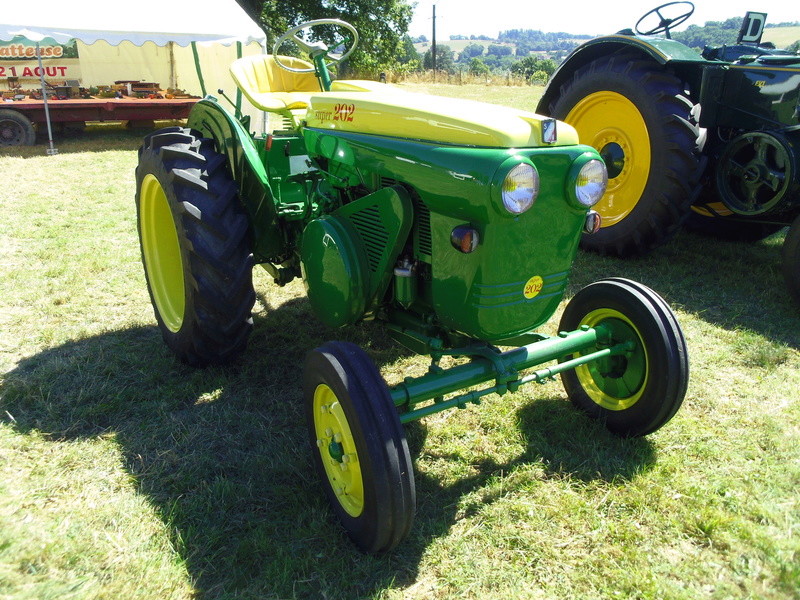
{"left": 349, "top": 205, "right": 388, "bottom": 272}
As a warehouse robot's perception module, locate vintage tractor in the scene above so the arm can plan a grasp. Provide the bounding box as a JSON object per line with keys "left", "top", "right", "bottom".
{"left": 538, "top": 2, "right": 800, "bottom": 304}
{"left": 135, "top": 19, "right": 689, "bottom": 552}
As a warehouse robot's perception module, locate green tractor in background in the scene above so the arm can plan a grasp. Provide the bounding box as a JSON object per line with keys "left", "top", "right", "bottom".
{"left": 539, "top": 2, "right": 800, "bottom": 304}
{"left": 135, "top": 19, "right": 689, "bottom": 552}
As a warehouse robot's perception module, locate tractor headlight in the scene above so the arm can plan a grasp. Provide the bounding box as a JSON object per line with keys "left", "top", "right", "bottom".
{"left": 570, "top": 155, "right": 607, "bottom": 208}
{"left": 501, "top": 162, "right": 539, "bottom": 215}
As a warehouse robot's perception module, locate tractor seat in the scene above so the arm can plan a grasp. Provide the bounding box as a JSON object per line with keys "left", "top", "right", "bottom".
{"left": 229, "top": 54, "right": 321, "bottom": 112}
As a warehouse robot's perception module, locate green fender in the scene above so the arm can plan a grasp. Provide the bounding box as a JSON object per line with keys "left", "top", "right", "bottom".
{"left": 538, "top": 34, "right": 710, "bottom": 115}
{"left": 187, "top": 98, "right": 284, "bottom": 262}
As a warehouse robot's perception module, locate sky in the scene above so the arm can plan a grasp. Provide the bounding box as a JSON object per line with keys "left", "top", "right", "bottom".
{"left": 2, "top": 0, "right": 796, "bottom": 40}
{"left": 409, "top": 0, "right": 799, "bottom": 39}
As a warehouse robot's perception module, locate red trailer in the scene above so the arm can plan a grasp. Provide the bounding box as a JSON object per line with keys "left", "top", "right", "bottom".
{"left": 1, "top": 96, "right": 197, "bottom": 146}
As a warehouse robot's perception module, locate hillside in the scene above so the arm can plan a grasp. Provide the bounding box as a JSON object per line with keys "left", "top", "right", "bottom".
{"left": 413, "top": 24, "right": 800, "bottom": 62}
{"left": 763, "top": 25, "right": 800, "bottom": 48}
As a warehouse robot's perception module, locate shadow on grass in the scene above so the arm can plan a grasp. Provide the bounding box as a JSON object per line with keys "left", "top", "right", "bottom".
{"left": 0, "top": 124, "right": 177, "bottom": 158}
{"left": 0, "top": 291, "right": 657, "bottom": 598}
{"left": 566, "top": 229, "right": 800, "bottom": 349}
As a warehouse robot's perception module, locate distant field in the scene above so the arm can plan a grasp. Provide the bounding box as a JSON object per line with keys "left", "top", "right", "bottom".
{"left": 763, "top": 26, "right": 800, "bottom": 48}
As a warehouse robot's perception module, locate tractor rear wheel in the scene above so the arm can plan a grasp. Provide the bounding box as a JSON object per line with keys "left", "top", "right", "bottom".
{"left": 0, "top": 109, "right": 35, "bottom": 146}
{"left": 135, "top": 127, "right": 255, "bottom": 366}
{"left": 548, "top": 53, "right": 700, "bottom": 256}
{"left": 304, "top": 341, "right": 415, "bottom": 553}
{"left": 783, "top": 214, "right": 800, "bottom": 307}
{"left": 559, "top": 278, "right": 688, "bottom": 437}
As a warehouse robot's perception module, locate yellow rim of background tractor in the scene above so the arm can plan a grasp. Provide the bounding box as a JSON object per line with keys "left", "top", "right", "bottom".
{"left": 313, "top": 383, "right": 365, "bottom": 517}
{"left": 139, "top": 174, "right": 185, "bottom": 333}
{"left": 575, "top": 308, "right": 648, "bottom": 411}
{"left": 566, "top": 91, "right": 651, "bottom": 227}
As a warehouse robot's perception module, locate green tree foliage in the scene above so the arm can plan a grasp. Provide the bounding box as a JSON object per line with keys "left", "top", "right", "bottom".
{"left": 460, "top": 43, "right": 485, "bottom": 60}
{"left": 487, "top": 44, "right": 513, "bottom": 57}
{"left": 468, "top": 57, "right": 490, "bottom": 76}
{"left": 397, "top": 35, "right": 422, "bottom": 73}
{"left": 672, "top": 17, "right": 742, "bottom": 49}
{"left": 234, "top": 0, "right": 414, "bottom": 77}
{"left": 498, "top": 29, "right": 591, "bottom": 52}
{"left": 510, "top": 56, "right": 557, "bottom": 79}
{"left": 422, "top": 44, "right": 456, "bottom": 73}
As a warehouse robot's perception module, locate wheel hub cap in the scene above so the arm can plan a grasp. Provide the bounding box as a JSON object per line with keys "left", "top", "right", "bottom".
{"left": 313, "top": 384, "right": 364, "bottom": 517}
{"left": 566, "top": 91, "right": 651, "bottom": 226}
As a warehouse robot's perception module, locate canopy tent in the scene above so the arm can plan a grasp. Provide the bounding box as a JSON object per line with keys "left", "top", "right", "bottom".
{"left": 0, "top": 0, "right": 268, "bottom": 150}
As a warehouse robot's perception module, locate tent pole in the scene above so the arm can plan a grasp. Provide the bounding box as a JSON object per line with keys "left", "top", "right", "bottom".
{"left": 190, "top": 41, "right": 207, "bottom": 97}
{"left": 235, "top": 41, "right": 242, "bottom": 117}
{"left": 36, "top": 42, "right": 58, "bottom": 155}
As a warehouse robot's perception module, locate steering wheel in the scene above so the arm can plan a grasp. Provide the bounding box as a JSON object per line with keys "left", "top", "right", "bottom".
{"left": 635, "top": 2, "right": 694, "bottom": 38}
{"left": 273, "top": 19, "right": 359, "bottom": 73}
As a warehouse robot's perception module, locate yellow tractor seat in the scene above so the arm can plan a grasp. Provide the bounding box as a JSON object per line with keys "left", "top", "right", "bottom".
{"left": 229, "top": 54, "right": 322, "bottom": 112}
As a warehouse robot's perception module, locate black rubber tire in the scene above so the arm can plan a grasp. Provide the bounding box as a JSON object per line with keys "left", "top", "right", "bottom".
{"left": 559, "top": 278, "right": 689, "bottom": 437}
{"left": 548, "top": 52, "right": 701, "bottom": 256}
{"left": 0, "top": 109, "right": 36, "bottom": 146}
{"left": 782, "top": 214, "right": 800, "bottom": 307}
{"left": 135, "top": 126, "right": 255, "bottom": 366}
{"left": 304, "top": 342, "right": 415, "bottom": 553}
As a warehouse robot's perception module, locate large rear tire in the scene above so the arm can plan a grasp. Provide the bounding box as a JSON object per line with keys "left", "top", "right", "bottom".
{"left": 548, "top": 53, "right": 700, "bottom": 256}
{"left": 559, "top": 278, "right": 689, "bottom": 437}
{"left": 304, "top": 342, "right": 415, "bottom": 553}
{"left": 135, "top": 127, "right": 255, "bottom": 366}
{"left": 783, "top": 214, "right": 800, "bottom": 307}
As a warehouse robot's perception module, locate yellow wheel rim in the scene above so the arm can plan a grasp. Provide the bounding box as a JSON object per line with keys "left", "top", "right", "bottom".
{"left": 312, "top": 384, "right": 365, "bottom": 517}
{"left": 139, "top": 174, "right": 185, "bottom": 333}
{"left": 566, "top": 91, "right": 651, "bottom": 227}
{"left": 575, "top": 308, "right": 648, "bottom": 411}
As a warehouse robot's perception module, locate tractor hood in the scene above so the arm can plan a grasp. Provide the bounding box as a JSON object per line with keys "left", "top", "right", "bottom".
{"left": 305, "top": 91, "right": 579, "bottom": 148}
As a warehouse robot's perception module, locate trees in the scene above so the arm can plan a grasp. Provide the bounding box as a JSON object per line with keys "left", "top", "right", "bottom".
{"left": 511, "top": 56, "right": 557, "bottom": 81}
{"left": 468, "top": 58, "right": 490, "bottom": 76}
{"left": 422, "top": 44, "right": 456, "bottom": 73}
{"left": 460, "top": 43, "right": 485, "bottom": 60}
{"left": 234, "top": 0, "right": 414, "bottom": 77}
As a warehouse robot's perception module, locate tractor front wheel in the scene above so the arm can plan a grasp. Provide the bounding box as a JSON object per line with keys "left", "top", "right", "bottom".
{"left": 783, "top": 214, "right": 800, "bottom": 307}
{"left": 304, "top": 342, "right": 415, "bottom": 553}
{"left": 559, "top": 278, "right": 689, "bottom": 437}
{"left": 548, "top": 53, "right": 700, "bottom": 256}
{"left": 135, "top": 127, "right": 255, "bottom": 366}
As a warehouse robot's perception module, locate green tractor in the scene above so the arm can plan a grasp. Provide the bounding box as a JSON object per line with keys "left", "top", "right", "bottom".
{"left": 135, "top": 19, "right": 689, "bottom": 552}
{"left": 538, "top": 2, "right": 800, "bottom": 304}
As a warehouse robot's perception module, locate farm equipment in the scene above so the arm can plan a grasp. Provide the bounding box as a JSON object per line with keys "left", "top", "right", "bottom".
{"left": 134, "top": 19, "right": 689, "bottom": 552}
{"left": 539, "top": 2, "right": 800, "bottom": 303}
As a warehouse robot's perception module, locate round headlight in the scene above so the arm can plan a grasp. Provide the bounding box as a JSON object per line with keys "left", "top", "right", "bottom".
{"left": 502, "top": 163, "right": 539, "bottom": 215}
{"left": 575, "top": 159, "right": 608, "bottom": 207}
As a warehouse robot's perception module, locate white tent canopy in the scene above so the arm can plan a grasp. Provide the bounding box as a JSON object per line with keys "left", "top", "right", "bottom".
{"left": 0, "top": 0, "right": 266, "bottom": 46}
{"left": 0, "top": 0, "right": 268, "bottom": 149}
{"left": 0, "top": 25, "right": 265, "bottom": 48}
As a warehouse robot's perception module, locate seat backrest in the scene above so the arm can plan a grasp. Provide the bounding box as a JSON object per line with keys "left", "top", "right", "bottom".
{"left": 230, "top": 54, "right": 320, "bottom": 96}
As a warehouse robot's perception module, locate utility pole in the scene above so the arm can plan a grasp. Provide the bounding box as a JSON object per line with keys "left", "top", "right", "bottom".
{"left": 432, "top": 4, "right": 437, "bottom": 80}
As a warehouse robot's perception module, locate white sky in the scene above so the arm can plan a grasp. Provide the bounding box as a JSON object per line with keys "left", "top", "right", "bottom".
{"left": 409, "top": 0, "right": 798, "bottom": 39}
{"left": 2, "top": 0, "right": 795, "bottom": 40}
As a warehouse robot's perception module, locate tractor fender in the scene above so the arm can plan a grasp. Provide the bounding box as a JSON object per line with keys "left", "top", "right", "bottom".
{"left": 538, "top": 35, "right": 708, "bottom": 115}
{"left": 187, "top": 98, "right": 284, "bottom": 262}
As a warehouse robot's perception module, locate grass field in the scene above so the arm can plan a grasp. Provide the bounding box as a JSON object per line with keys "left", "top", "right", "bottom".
{"left": 1, "top": 84, "right": 799, "bottom": 600}
{"left": 763, "top": 26, "right": 800, "bottom": 49}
